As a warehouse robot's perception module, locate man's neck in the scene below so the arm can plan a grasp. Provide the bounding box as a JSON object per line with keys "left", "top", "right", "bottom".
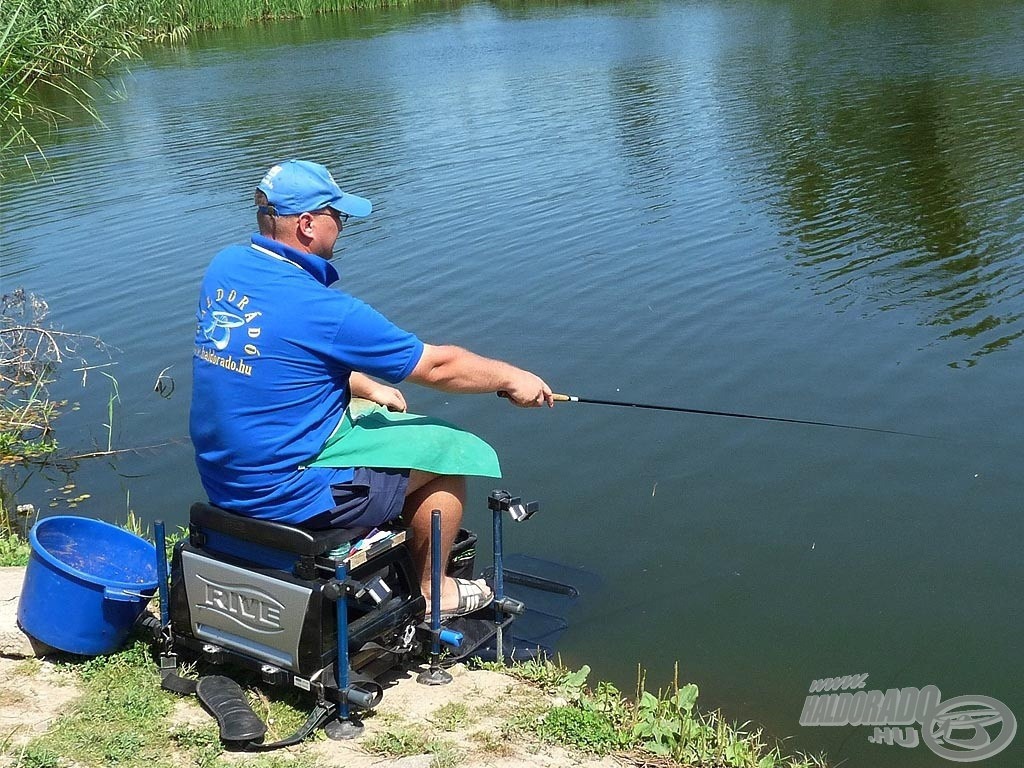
{"left": 250, "top": 234, "right": 339, "bottom": 287}
{"left": 266, "top": 232, "right": 311, "bottom": 255}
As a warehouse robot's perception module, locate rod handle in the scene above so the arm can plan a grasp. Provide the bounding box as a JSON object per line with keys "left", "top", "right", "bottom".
{"left": 497, "top": 391, "right": 572, "bottom": 401}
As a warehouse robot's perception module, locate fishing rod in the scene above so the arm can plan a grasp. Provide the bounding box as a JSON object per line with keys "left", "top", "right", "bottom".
{"left": 501, "top": 392, "right": 934, "bottom": 439}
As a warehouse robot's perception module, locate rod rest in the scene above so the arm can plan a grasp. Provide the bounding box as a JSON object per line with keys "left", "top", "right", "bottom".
{"left": 189, "top": 502, "right": 368, "bottom": 557}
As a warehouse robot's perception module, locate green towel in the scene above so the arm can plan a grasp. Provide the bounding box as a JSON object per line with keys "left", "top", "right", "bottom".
{"left": 306, "top": 398, "right": 501, "bottom": 478}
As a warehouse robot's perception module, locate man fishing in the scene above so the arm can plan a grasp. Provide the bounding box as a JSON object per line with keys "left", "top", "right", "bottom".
{"left": 190, "top": 159, "right": 553, "bottom": 618}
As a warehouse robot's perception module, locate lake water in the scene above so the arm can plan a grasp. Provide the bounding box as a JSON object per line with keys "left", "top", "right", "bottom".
{"left": 2, "top": 1, "right": 1023, "bottom": 764}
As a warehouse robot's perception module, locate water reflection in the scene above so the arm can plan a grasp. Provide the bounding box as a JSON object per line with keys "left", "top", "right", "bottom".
{"left": 608, "top": 61, "right": 677, "bottom": 216}
{"left": 726, "top": 1, "right": 1024, "bottom": 366}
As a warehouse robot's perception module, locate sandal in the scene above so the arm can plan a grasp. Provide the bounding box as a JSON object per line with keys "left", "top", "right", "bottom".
{"left": 440, "top": 577, "right": 494, "bottom": 619}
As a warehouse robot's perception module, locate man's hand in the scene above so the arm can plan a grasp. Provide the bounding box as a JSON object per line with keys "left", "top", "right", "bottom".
{"left": 350, "top": 372, "right": 408, "bottom": 412}
{"left": 500, "top": 371, "right": 554, "bottom": 408}
{"left": 367, "top": 384, "right": 408, "bottom": 412}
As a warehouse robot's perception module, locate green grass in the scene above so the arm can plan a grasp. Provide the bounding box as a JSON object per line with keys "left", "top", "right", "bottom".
{"left": 363, "top": 721, "right": 463, "bottom": 768}
{"left": 6, "top": 638, "right": 325, "bottom": 768}
{"left": 167, "top": 724, "right": 221, "bottom": 767}
{"left": 0, "top": 1, "right": 142, "bottom": 159}
{"left": 535, "top": 704, "right": 622, "bottom": 753}
{"left": 487, "top": 658, "right": 828, "bottom": 768}
{"left": 170, "top": 0, "right": 421, "bottom": 30}
{"left": 467, "top": 729, "right": 514, "bottom": 757}
{"left": 0, "top": 496, "right": 32, "bottom": 566}
{"left": 363, "top": 722, "right": 433, "bottom": 757}
{"left": 430, "top": 701, "right": 474, "bottom": 732}
{"left": 0, "top": 528, "right": 31, "bottom": 566}
{"left": 34, "top": 641, "right": 174, "bottom": 766}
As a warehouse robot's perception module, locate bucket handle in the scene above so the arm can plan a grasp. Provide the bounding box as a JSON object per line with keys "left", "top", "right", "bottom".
{"left": 103, "top": 586, "right": 152, "bottom": 602}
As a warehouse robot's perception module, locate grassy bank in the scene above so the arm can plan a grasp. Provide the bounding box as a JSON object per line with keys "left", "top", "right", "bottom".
{"left": 0, "top": 0, "right": 423, "bottom": 163}
{"left": 3, "top": 636, "right": 825, "bottom": 768}
{"left": 493, "top": 660, "right": 826, "bottom": 768}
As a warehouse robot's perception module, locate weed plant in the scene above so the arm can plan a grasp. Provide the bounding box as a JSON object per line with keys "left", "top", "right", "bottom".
{"left": 489, "top": 658, "right": 828, "bottom": 768}
{"left": 0, "top": 289, "right": 118, "bottom": 545}
{"left": 2, "top": 640, "right": 828, "bottom": 768}
{"left": 0, "top": 526, "right": 31, "bottom": 566}
{"left": 0, "top": 289, "right": 105, "bottom": 466}
{"left": 430, "top": 701, "right": 473, "bottom": 731}
{"left": 363, "top": 722, "right": 463, "bottom": 768}
{"left": 0, "top": 291, "right": 62, "bottom": 465}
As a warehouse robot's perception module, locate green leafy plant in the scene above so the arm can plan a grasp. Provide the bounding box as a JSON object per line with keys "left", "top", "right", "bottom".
{"left": 16, "top": 742, "right": 62, "bottom": 768}
{"left": 535, "top": 705, "right": 621, "bottom": 754}
{"left": 363, "top": 723, "right": 432, "bottom": 757}
{"left": 476, "top": 655, "right": 584, "bottom": 692}
{"left": 0, "top": 497, "right": 32, "bottom": 566}
{"left": 497, "top": 658, "right": 827, "bottom": 768}
{"left": 363, "top": 722, "right": 462, "bottom": 767}
{"left": 0, "top": 527, "right": 31, "bottom": 567}
{"left": 430, "top": 701, "right": 473, "bottom": 732}
{"left": 631, "top": 683, "right": 699, "bottom": 756}
{"left": 168, "top": 725, "right": 220, "bottom": 768}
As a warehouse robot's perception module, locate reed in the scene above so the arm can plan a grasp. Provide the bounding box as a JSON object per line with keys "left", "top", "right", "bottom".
{"left": 0, "top": 0, "right": 417, "bottom": 165}
{"left": 1, "top": 1, "right": 142, "bottom": 156}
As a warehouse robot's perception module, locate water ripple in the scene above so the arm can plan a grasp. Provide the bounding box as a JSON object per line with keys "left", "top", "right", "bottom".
{"left": 4, "top": 7, "right": 1024, "bottom": 768}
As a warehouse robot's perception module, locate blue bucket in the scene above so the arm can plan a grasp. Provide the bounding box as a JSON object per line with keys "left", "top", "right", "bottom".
{"left": 17, "top": 516, "right": 158, "bottom": 655}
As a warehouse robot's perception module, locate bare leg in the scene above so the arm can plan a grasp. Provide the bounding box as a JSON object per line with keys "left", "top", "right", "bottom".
{"left": 403, "top": 470, "right": 482, "bottom": 612}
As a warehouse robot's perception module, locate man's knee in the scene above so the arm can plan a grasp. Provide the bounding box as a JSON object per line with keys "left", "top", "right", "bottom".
{"left": 405, "top": 471, "right": 465, "bottom": 498}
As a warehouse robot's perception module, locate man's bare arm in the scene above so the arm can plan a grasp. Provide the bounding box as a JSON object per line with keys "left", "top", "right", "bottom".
{"left": 349, "top": 371, "right": 408, "bottom": 412}
{"left": 406, "top": 344, "right": 553, "bottom": 407}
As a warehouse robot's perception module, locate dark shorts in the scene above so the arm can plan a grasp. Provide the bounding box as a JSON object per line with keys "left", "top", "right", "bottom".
{"left": 302, "top": 467, "right": 410, "bottom": 530}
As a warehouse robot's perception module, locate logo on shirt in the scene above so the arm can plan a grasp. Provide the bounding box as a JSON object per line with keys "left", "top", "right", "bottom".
{"left": 196, "top": 288, "right": 262, "bottom": 377}
{"left": 201, "top": 310, "right": 244, "bottom": 350}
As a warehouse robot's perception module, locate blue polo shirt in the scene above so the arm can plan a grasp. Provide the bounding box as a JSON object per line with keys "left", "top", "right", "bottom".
{"left": 190, "top": 234, "right": 424, "bottom": 524}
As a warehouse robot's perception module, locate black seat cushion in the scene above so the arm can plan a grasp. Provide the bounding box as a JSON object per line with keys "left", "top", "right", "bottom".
{"left": 190, "top": 502, "right": 368, "bottom": 557}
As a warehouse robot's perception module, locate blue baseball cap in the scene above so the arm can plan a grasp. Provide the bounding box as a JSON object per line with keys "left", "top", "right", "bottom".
{"left": 257, "top": 160, "right": 372, "bottom": 217}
